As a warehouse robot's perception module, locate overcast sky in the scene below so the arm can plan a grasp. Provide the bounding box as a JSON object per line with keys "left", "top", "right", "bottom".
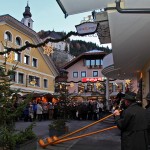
{"left": 0, "top": 0, "right": 111, "bottom": 48}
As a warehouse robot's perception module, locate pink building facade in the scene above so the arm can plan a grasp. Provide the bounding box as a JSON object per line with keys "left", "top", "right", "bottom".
{"left": 62, "top": 50, "right": 107, "bottom": 102}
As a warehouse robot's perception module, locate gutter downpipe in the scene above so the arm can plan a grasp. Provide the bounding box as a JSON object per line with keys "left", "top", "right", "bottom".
{"left": 115, "top": 0, "right": 150, "bottom": 14}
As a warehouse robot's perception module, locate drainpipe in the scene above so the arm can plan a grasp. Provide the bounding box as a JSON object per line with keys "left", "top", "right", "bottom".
{"left": 115, "top": 0, "right": 150, "bottom": 14}
{"left": 105, "top": 78, "right": 110, "bottom": 111}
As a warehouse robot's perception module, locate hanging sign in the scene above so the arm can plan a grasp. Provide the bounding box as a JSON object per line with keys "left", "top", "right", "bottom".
{"left": 75, "top": 22, "right": 98, "bottom": 35}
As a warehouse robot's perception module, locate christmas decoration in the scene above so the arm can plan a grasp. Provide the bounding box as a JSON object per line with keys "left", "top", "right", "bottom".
{"left": 6, "top": 52, "right": 15, "bottom": 63}
{"left": 43, "top": 44, "right": 53, "bottom": 56}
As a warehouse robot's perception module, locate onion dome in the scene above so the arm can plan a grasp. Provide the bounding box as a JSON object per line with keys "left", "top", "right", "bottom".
{"left": 23, "top": 3, "right": 32, "bottom": 18}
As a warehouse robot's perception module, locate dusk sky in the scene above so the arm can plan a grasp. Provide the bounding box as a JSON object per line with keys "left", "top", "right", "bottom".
{"left": 0, "top": 0, "right": 111, "bottom": 48}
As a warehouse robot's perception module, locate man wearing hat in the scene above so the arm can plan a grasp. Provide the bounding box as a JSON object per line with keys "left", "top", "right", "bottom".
{"left": 113, "top": 92, "right": 148, "bottom": 150}
{"left": 145, "top": 92, "right": 150, "bottom": 149}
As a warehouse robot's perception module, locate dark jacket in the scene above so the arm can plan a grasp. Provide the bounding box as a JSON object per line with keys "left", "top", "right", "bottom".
{"left": 145, "top": 103, "right": 150, "bottom": 145}
{"left": 115, "top": 103, "right": 148, "bottom": 150}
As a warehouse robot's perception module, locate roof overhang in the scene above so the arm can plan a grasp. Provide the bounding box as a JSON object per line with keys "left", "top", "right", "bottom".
{"left": 56, "top": 0, "right": 115, "bottom": 17}
{"left": 102, "top": 11, "right": 150, "bottom": 79}
{"left": 108, "top": 7, "right": 150, "bottom": 79}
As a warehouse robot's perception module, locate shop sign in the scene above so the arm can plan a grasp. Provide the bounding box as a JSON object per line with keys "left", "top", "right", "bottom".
{"left": 82, "top": 77, "right": 106, "bottom": 82}
{"left": 75, "top": 22, "right": 98, "bottom": 35}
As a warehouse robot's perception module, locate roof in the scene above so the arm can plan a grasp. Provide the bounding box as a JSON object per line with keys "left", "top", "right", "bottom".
{"left": 38, "top": 30, "right": 64, "bottom": 39}
{"left": 85, "top": 50, "right": 104, "bottom": 53}
{"left": 62, "top": 50, "right": 106, "bottom": 69}
{"left": 23, "top": 3, "right": 32, "bottom": 18}
{"left": 0, "top": 14, "right": 36, "bottom": 36}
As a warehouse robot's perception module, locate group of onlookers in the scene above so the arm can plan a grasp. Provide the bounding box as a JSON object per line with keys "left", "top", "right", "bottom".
{"left": 17, "top": 99, "right": 106, "bottom": 122}
{"left": 23, "top": 100, "right": 55, "bottom": 122}
{"left": 75, "top": 100, "right": 105, "bottom": 121}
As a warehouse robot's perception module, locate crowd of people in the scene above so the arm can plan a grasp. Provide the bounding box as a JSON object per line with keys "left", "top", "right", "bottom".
{"left": 13, "top": 99, "right": 107, "bottom": 122}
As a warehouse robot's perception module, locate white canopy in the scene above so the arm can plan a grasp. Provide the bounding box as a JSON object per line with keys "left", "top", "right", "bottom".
{"left": 56, "top": 0, "right": 115, "bottom": 17}
{"left": 102, "top": 0, "right": 150, "bottom": 79}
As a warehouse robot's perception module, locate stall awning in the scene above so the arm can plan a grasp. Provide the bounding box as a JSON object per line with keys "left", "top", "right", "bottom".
{"left": 56, "top": 0, "right": 115, "bottom": 17}
{"left": 22, "top": 93, "right": 53, "bottom": 99}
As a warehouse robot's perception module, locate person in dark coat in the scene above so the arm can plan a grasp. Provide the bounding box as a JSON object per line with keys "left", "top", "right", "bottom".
{"left": 116, "top": 89, "right": 125, "bottom": 105}
{"left": 113, "top": 92, "right": 148, "bottom": 150}
{"left": 145, "top": 92, "right": 150, "bottom": 150}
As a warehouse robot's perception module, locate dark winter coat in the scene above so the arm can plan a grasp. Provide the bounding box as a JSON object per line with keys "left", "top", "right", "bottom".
{"left": 115, "top": 103, "right": 148, "bottom": 150}
{"left": 145, "top": 103, "right": 150, "bottom": 146}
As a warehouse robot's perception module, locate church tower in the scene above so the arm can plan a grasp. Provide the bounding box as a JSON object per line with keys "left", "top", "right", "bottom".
{"left": 21, "top": 2, "right": 33, "bottom": 29}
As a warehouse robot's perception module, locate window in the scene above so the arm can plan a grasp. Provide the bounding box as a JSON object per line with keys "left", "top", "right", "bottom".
{"left": 93, "top": 71, "right": 98, "bottom": 77}
{"left": 116, "top": 83, "right": 123, "bottom": 91}
{"left": 15, "top": 52, "right": 21, "bottom": 62}
{"left": 18, "top": 73, "right": 24, "bottom": 84}
{"left": 81, "top": 71, "right": 86, "bottom": 77}
{"left": 28, "top": 22, "right": 30, "bottom": 27}
{"left": 35, "top": 77, "right": 40, "bottom": 87}
{"left": 73, "top": 72, "right": 78, "bottom": 78}
{"left": 96, "top": 59, "right": 100, "bottom": 65}
{"left": 78, "top": 83, "right": 85, "bottom": 93}
{"left": 28, "top": 75, "right": 36, "bottom": 86}
{"left": 10, "top": 72, "right": 16, "bottom": 82}
{"left": 91, "top": 60, "right": 95, "bottom": 66}
{"left": 87, "top": 83, "right": 93, "bottom": 92}
{"left": 32, "top": 58, "right": 37, "bottom": 67}
{"left": 85, "top": 59, "right": 103, "bottom": 68}
{"left": 85, "top": 60, "right": 90, "bottom": 66}
{"left": 4, "top": 31, "right": 12, "bottom": 41}
{"left": 24, "top": 55, "right": 30, "bottom": 65}
{"left": 44, "top": 79, "right": 48, "bottom": 88}
{"left": 100, "top": 59, "right": 103, "bottom": 65}
{"left": 16, "top": 37, "right": 22, "bottom": 46}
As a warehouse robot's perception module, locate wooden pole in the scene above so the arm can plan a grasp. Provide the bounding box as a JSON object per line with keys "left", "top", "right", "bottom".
{"left": 53, "top": 126, "right": 117, "bottom": 144}
{"left": 38, "top": 113, "right": 115, "bottom": 148}
{"left": 54, "top": 113, "right": 114, "bottom": 141}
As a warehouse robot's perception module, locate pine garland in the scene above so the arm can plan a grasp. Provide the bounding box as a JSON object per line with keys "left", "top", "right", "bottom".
{"left": 0, "top": 31, "right": 96, "bottom": 55}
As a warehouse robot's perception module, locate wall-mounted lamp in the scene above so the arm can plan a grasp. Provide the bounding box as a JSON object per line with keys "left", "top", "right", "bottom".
{"left": 26, "top": 75, "right": 36, "bottom": 87}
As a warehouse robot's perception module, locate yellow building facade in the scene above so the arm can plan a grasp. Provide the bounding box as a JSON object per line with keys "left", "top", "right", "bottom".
{"left": 0, "top": 14, "right": 58, "bottom": 96}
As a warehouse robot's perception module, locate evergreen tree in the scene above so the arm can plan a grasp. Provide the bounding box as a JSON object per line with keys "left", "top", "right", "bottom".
{"left": 0, "top": 58, "right": 35, "bottom": 149}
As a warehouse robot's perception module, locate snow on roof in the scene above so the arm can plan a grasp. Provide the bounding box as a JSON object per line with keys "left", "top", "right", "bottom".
{"left": 86, "top": 50, "right": 104, "bottom": 53}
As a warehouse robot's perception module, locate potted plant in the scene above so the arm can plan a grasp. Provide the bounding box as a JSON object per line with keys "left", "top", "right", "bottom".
{"left": 48, "top": 119, "right": 69, "bottom": 137}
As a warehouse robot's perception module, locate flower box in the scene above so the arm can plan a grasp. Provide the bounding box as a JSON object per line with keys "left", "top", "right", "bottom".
{"left": 49, "top": 126, "right": 69, "bottom": 137}
{"left": 48, "top": 119, "right": 69, "bottom": 137}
